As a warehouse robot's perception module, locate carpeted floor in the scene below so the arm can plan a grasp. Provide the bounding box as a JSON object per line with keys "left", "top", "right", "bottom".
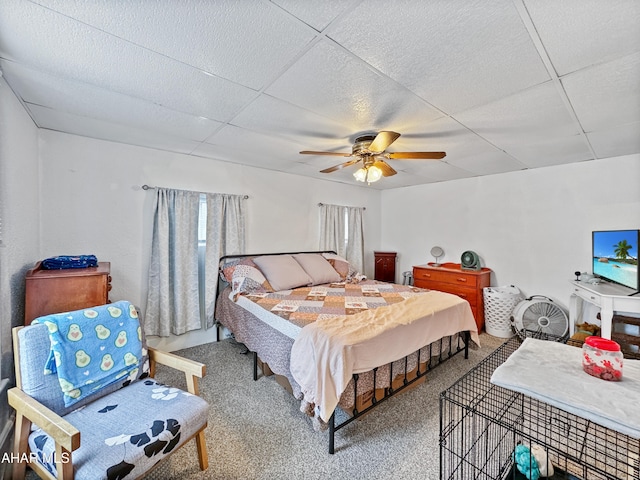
{"left": 21, "top": 332, "right": 506, "bottom": 480}
{"left": 142, "top": 332, "right": 506, "bottom": 480}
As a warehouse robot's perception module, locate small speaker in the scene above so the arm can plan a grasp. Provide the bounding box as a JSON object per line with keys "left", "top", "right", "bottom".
{"left": 461, "top": 250, "right": 481, "bottom": 271}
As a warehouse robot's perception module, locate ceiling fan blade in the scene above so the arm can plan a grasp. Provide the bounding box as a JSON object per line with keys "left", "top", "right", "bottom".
{"left": 320, "top": 158, "right": 360, "bottom": 174}
{"left": 368, "top": 131, "right": 401, "bottom": 153}
{"left": 300, "top": 150, "right": 352, "bottom": 157}
{"left": 388, "top": 151, "right": 446, "bottom": 159}
{"left": 373, "top": 160, "right": 397, "bottom": 177}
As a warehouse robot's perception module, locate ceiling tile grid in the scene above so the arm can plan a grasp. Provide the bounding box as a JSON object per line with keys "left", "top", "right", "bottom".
{"left": 522, "top": 0, "right": 640, "bottom": 76}
{"left": 0, "top": 0, "right": 638, "bottom": 189}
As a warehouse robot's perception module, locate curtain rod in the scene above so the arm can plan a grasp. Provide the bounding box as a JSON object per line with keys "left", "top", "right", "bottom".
{"left": 142, "top": 185, "right": 248, "bottom": 199}
{"left": 318, "top": 202, "right": 366, "bottom": 210}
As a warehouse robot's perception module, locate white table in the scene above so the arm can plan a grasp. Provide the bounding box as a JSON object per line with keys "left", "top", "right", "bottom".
{"left": 569, "top": 280, "right": 640, "bottom": 339}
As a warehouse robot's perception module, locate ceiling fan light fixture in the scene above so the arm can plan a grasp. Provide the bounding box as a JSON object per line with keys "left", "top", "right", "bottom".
{"left": 353, "top": 167, "right": 367, "bottom": 182}
{"left": 353, "top": 165, "right": 382, "bottom": 184}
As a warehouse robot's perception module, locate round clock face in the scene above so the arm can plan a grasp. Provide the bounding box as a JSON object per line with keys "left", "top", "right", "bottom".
{"left": 430, "top": 246, "right": 444, "bottom": 258}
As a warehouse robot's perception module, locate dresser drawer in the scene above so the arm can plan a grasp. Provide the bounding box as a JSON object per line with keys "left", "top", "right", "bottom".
{"left": 572, "top": 286, "right": 602, "bottom": 307}
{"left": 413, "top": 268, "right": 480, "bottom": 288}
{"left": 447, "top": 287, "right": 478, "bottom": 308}
{"left": 413, "top": 263, "right": 492, "bottom": 333}
{"left": 418, "top": 280, "right": 477, "bottom": 308}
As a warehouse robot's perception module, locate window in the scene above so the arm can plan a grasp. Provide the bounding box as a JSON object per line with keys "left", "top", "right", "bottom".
{"left": 197, "top": 195, "right": 207, "bottom": 324}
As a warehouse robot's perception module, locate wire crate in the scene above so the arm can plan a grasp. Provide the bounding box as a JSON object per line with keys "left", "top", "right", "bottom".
{"left": 440, "top": 332, "right": 640, "bottom": 480}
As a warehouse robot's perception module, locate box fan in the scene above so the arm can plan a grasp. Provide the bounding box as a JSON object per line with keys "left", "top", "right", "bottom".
{"left": 511, "top": 296, "right": 569, "bottom": 340}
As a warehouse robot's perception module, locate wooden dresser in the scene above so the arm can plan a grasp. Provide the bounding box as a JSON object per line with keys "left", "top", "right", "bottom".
{"left": 25, "top": 261, "right": 111, "bottom": 325}
{"left": 374, "top": 251, "right": 397, "bottom": 283}
{"left": 413, "top": 262, "right": 491, "bottom": 332}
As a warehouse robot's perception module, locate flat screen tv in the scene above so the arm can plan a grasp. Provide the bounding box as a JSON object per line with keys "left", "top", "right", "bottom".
{"left": 592, "top": 229, "right": 639, "bottom": 292}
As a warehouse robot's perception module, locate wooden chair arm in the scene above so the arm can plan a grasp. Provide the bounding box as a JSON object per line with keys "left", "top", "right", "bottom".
{"left": 8, "top": 387, "right": 80, "bottom": 452}
{"left": 148, "top": 347, "right": 206, "bottom": 395}
{"left": 148, "top": 347, "right": 206, "bottom": 378}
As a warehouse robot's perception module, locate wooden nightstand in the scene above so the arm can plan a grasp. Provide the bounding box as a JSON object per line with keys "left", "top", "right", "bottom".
{"left": 374, "top": 251, "right": 397, "bottom": 283}
{"left": 25, "top": 261, "right": 112, "bottom": 324}
{"left": 413, "top": 262, "right": 491, "bottom": 332}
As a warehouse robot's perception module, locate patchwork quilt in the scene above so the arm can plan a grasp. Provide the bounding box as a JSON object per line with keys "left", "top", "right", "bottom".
{"left": 240, "top": 280, "right": 428, "bottom": 336}
{"left": 234, "top": 280, "right": 480, "bottom": 422}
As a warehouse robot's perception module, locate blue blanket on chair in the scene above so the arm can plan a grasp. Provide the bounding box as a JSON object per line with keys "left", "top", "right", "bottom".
{"left": 34, "top": 301, "right": 143, "bottom": 407}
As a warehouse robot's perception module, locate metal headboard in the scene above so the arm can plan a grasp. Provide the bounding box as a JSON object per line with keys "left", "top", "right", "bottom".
{"left": 215, "top": 249, "right": 337, "bottom": 307}
{"left": 218, "top": 250, "right": 337, "bottom": 279}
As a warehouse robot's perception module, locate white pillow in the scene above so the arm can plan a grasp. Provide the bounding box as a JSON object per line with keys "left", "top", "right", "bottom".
{"left": 253, "top": 255, "right": 313, "bottom": 291}
{"left": 293, "top": 253, "right": 341, "bottom": 285}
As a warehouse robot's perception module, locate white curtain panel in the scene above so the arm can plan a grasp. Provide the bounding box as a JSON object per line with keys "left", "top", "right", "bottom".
{"left": 345, "top": 206, "right": 365, "bottom": 275}
{"left": 204, "top": 193, "right": 246, "bottom": 329}
{"left": 319, "top": 204, "right": 346, "bottom": 257}
{"left": 144, "top": 188, "right": 201, "bottom": 336}
{"left": 319, "top": 203, "right": 364, "bottom": 274}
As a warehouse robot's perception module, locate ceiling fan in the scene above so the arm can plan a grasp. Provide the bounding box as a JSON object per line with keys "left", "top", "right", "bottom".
{"left": 299, "top": 131, "right": 446, "bottom": 184}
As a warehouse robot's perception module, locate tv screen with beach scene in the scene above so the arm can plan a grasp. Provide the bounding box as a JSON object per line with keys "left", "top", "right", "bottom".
{"left": 592, "top": 229, "right": 639, "bottom": 291}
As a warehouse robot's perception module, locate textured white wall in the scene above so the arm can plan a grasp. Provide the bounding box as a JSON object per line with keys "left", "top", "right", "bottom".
{"left": 37, "top": 130, "right": 382, "bottom": 350}
{"left": 380, "top": 154, "right": 640, "bottom": 311}
{"left": 0, "top": 78, "right": 40, "bottom": 353}
{"left": 0, "top": 77, "right": 40, "bottom": 463}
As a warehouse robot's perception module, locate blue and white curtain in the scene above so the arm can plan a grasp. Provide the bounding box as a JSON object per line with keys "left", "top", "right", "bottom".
{"left": 319, "top": 203, "right": 364, "bottom": 275}
{"left": 144, "top": 188, "right": 245, "bottom": 336}
{"left": 203, "top": 193, "right": 246, "bottom": 329}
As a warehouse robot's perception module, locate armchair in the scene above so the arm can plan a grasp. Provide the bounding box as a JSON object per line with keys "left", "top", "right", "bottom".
{"left": 7, "top": 302, "right": 209, "bottom": 480}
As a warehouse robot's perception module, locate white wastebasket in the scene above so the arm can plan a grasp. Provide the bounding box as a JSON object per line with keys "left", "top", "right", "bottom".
{"left": 483, "top": 285, "right": 523, "bottom": 338}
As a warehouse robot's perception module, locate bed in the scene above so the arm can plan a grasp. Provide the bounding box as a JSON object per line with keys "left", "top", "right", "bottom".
{"left": 214, "top": 251, "right": 480, "bottom": 453}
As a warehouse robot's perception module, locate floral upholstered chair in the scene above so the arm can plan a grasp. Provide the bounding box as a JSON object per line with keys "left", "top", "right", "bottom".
{"left": 8, "top": 301, "right": 209, "bottom": 480}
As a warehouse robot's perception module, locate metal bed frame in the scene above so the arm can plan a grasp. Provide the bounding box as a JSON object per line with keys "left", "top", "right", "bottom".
{"left": 215, "top": 251, "right": 471, "bottom": 454}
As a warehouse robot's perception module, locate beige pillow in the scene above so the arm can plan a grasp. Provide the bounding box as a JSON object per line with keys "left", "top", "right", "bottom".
{"left": 293, "top": 253, "right": 342, "bottom": 285}
{"left": 253, "top": 255, "right": 313, "bottom": 291}
{"left": 322, "top": 252, "right": 357, "bottom": 280}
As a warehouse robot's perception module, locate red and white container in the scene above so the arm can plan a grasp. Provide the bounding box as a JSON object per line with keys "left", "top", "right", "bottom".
{"left": 582, "top": 336, "right": 623, "bottom": 381}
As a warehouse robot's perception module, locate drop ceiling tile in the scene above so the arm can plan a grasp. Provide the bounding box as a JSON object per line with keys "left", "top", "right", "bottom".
{"left": 194, "top": 125, "right": 304, "bottom": 169}
{"left": 0, "top": 3, "right": 258, "bottom": 122}
{"left": 33, "top": 0, "right": 318, "bottom": 90}
{"left": 562, "top": 52, "right": 640, "bottom": 133}
{"left": 205, "top": 124, "right": 306, "bottom": 154}
{"left": 2, "top": 62, "right": 222, "bottom": 142}
{"left": 230, "top": 94, "right": 353, "bottom": 149}
{"left": 192, "top": 142, "right": 295, "bottom": 171}
{"left": 587, "top": 121, "right": 640, "bottom": 159}
{"left": 523, "top": 0, "right": 640, "bottom": 76}
{"left": 504, "top": 134, "right": 593, "bottom": 168}
{"left": 28, "top": 104, "right": 202, "bottom": 155}
{"left": 400, "top": 161, "right": 476, "bottom": 183}
{"left": 271, "top": 0, "right": 359, "bottom": 32}
{"left": 326, "top": 0, "right": 550, "bottom": 113}
{"left": 265, "top": 40, "right": 443, "bottom": 130}
{"left": 453, "top": 81, "right": 582, "bottom": 148}
{"left": 446, "top": 149, "right": 524, "bottom": 176}
{"left": 377, "top": 115, "right": 524, "bottom": 176}
{"left": 396, "top": 116, "right": 492, "bottom": 157}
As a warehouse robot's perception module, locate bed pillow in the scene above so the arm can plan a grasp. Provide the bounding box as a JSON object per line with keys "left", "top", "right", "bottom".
{"left": 222, "top": 258, "right": 274, "bottom": 299}
{"left": 293, "top": 253, "right": 341, "bottom": 285}
{"left": 321, "top": 253, "right": 357, "bottom": 280}
{"left": 221, "top": 257, "right": 255, "bottom": 283}
{"left": 253, "top": 255, "right": 313, "bottom": 291}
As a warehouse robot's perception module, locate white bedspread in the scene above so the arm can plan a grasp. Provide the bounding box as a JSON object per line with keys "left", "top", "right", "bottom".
{"left": 290, "top": 291, "right": 479, "bottom": 422}
{"left": 491, "top": 338, "right": 640, "bottom": 439}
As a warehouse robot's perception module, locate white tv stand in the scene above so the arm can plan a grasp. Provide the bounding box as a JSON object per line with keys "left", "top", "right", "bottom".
{"left": 569, "top": 280, "right": 640, "bottom": 339}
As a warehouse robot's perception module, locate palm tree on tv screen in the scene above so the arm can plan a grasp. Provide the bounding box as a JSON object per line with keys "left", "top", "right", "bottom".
{"left": 614, "top": 240, "right": 633, "bottom": 261}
